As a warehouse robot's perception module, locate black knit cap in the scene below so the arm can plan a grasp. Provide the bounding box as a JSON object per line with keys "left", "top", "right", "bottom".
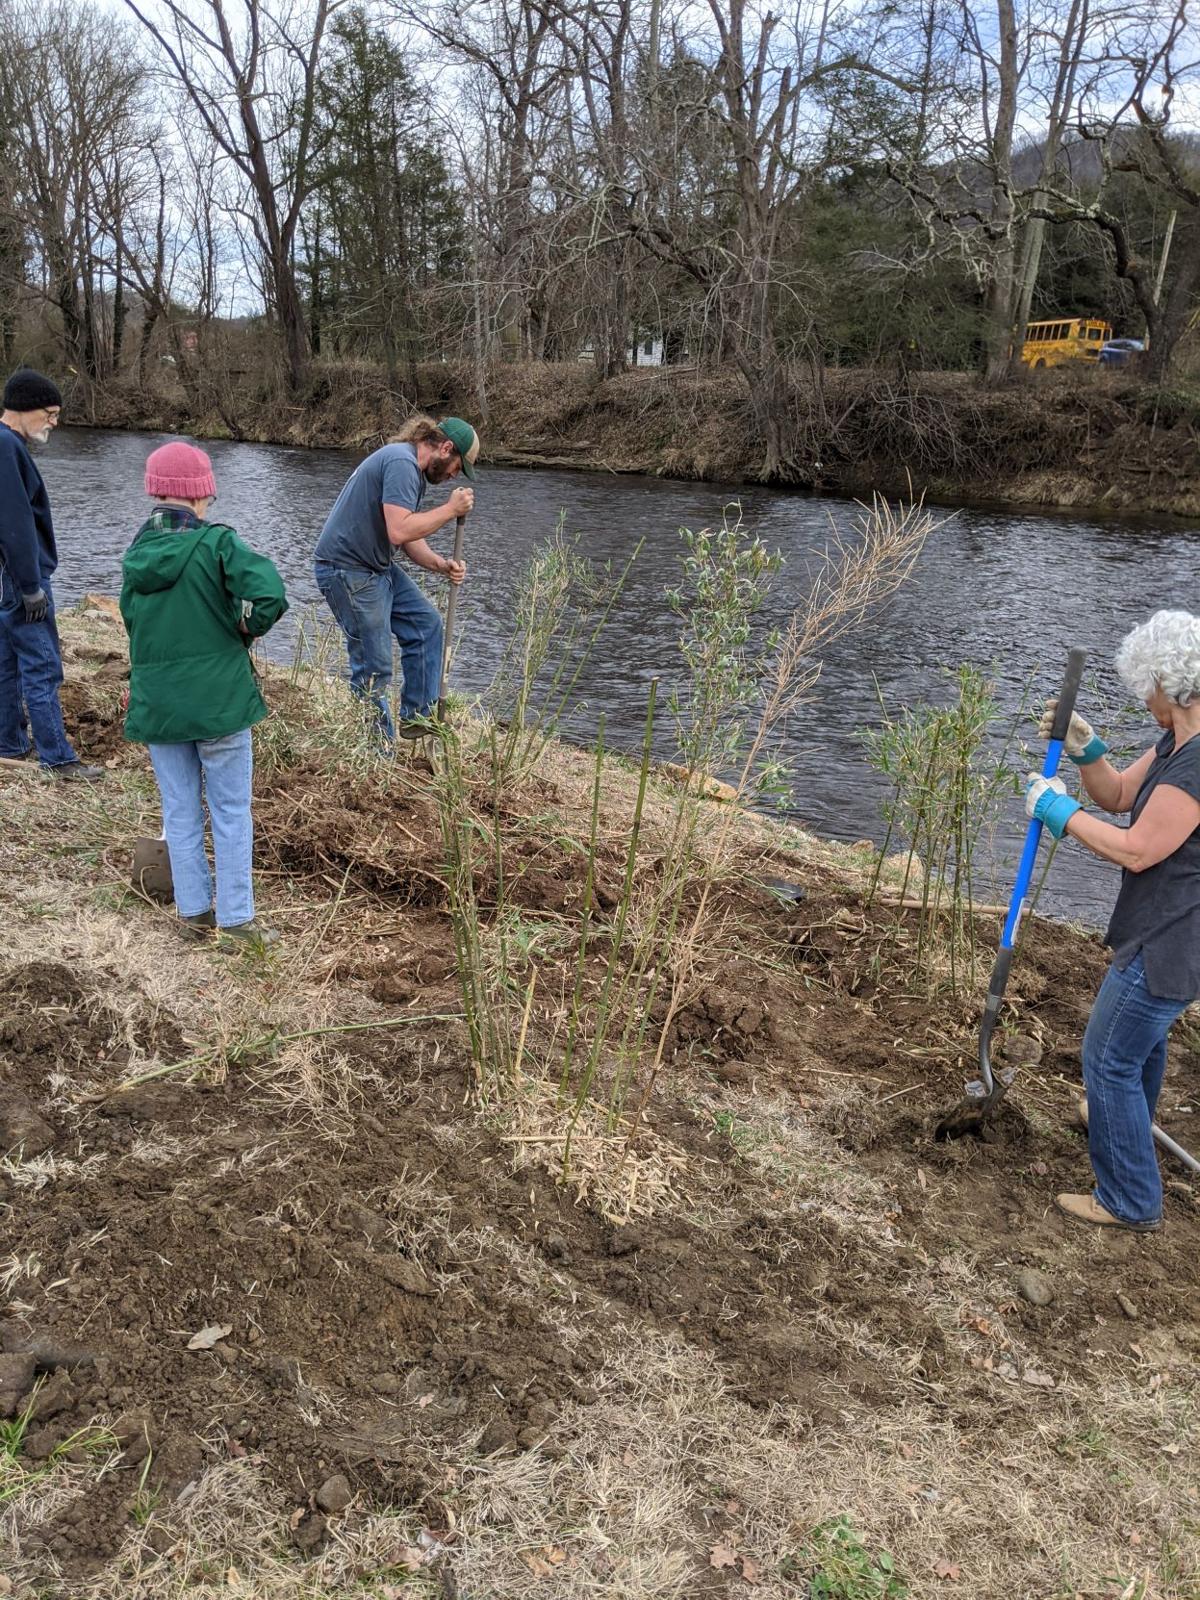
{"left": 3, "top": 367, "right": 62, "bottom": 412}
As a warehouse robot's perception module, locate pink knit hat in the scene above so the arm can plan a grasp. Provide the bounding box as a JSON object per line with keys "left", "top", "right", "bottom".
{"left": 145, "top": 440, "right": 216, "bottom": 500}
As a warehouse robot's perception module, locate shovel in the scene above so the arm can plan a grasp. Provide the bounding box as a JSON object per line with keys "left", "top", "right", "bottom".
{"left": 936, "top": 645, "right": 1087, "bottom": 1139}
{"left": 437, "top": 514, "right": 466, "bottom": 722}
{"left": 131, "top": 833, "right": 174, "bottom": 904}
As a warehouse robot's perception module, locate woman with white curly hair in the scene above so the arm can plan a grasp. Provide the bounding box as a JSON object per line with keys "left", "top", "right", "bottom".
{"left": 1025, "top": 609, "right": 1200, "bottom": 1231}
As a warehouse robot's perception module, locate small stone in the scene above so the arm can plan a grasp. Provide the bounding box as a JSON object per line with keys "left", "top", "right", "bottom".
{"left": 315, "top": 1473, "right": 352, "bottom": 1514}
{"left": 1116, "top": 1292, "right": 1139, "bottom": 1320}
{"left": 292, "top": 1512, "right": 328, "bottom": 1554}
{"left": 606, "top": 1227, "right": 642, "bottom": 1258}
{"left": 264, "top": 1355, "right": 301, "bottom": 1390}
{"left": 478, "top": 1418, "right": 518, "bottom": 1456}
{"left": 375, "top": 1256, "right": 433, "bottom": 1295}
{"left": 30, "top": 1371, "right": 77, "bottom": 1422}
{"left": 0, "top": 1353, "right": 36, "bottom": 1419}
{"left": 372, "top": 1372, "right": 402, "bottom": 1395}
{"left": 112, "top": 1410, "right": 156, "bottom": 1465}
{"left": 0, "top": 1094, "right": 55, "bottom": 1158}
{"left": 22, "top": 1425, "right": 61, "bottom": 1460}
{"left": 1016, "top": 1267, "right": 1055, "bottom": 1307}
{"left": 999, "top": 1034, "right": 1043, "bottom": 1067}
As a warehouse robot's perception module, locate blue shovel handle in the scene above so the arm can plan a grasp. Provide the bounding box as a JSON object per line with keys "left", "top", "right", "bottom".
{"left": 978, "top": 647, "right": 1088, "bottom": 1098}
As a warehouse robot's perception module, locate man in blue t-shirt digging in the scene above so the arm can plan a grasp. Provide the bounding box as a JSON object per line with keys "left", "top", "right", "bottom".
{"left": 313, "top": 414, "right": 478, "bottom": 742}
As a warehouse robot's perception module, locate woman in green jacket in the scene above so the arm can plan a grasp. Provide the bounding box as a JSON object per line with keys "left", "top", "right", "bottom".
{"left": 121, "top": 441, "right": 288, "bottom": 945}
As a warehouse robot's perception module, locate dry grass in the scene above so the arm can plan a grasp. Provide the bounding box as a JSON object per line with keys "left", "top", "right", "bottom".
{"left": 2, "top": 624, "right": 1199, "bottom": 1600}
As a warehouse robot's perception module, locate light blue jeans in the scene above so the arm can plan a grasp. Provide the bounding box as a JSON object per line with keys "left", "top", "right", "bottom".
{"left": 1082, "top": 952, "right": 1189, "bottom": 1226}
{"left": 314, "top": 559, "right": 442, "bottom": 738}
{"left": 148, "top": 728, "right": 255, "bottom": 928}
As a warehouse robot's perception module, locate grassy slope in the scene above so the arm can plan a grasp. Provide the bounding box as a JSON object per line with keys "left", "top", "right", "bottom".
{"left": 0, "top": 609, "right": 1197, "bottom": 1600}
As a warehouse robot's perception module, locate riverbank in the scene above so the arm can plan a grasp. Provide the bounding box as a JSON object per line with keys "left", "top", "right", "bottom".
{"left": 2, "top": 608, "right": 1198, "bottom": 1599}
{"left": 81, "top": 358, "right": 1200, "bottom": 518}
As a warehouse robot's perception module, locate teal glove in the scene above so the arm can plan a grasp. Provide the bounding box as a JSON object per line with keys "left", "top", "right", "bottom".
{"left": 1024, "top": 772, "right": 1080, "bottom": 839}
{"left": 1038, "top": 698, "right": 1107, "bottom": 765}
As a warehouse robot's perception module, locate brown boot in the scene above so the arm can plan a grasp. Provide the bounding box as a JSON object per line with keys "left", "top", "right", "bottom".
{"left": 1055, "top": 1192, "right": 1160, "bottom": 1232}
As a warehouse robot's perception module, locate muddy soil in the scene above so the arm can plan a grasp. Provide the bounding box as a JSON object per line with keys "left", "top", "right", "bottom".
{"left": 4, "top": 684, "right": 1200, "bottom": 1592}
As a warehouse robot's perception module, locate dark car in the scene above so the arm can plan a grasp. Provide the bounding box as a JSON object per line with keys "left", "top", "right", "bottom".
{"left": 1099, "top": 338, "right": 1146, "bottom": 367}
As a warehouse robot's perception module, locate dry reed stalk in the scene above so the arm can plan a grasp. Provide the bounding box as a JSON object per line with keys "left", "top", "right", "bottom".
{"left": 620, "top": 495, "right": 940, "bottom": 1159}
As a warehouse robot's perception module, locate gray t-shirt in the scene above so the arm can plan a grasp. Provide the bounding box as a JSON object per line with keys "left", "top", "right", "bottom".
{"left": 1106, "top": 729, "right": 1200, "bottom": 1001}
{"left": 313, "top": 442, "right": 426, "bottom": 573}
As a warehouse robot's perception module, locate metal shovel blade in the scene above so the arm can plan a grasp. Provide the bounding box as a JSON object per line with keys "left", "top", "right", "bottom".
{"left": 132, "top": 837, "right": 174, "bottom": 904}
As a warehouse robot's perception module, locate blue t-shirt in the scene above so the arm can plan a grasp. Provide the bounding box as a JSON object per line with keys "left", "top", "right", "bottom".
{"left": 313, "top": 442, "right": 425, "bottom": 573}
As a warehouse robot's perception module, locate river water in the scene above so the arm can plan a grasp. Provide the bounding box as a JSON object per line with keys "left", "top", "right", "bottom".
{"left": 40, "top": 426, "right": 1200, "bottom": 925}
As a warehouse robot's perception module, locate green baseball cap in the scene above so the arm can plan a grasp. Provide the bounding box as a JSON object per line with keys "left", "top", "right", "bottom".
{"left": 438, "top": 416, "right": 480, "bottom": 479}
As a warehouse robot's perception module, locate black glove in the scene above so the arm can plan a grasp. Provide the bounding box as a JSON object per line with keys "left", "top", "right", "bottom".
{"left": 22, "top": 587, "right": 49, "bottom": 622}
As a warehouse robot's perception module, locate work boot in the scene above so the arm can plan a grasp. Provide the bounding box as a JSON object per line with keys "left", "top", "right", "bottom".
{"left": 1055, "top": 1192, "right": 1160, "bottom": 1232}
{"left": 45, "top": 760, "right": 104, "bottom": 783}
{"left": 396, "top": 720, "right": 441, "bottom": 741}
{"left": 218, "top": 920, "right": 279, "bottom": 950}
{"left": 181, "top": 910, "right": 216, "bottom": 938}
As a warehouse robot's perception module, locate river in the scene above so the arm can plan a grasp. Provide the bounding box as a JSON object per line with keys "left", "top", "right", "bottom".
{"left": 40, "top": 426, "right": 1200, "bottom": 925}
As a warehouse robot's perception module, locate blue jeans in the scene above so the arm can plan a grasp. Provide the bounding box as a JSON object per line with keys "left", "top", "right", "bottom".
{"left": 148, "top": 729, "right": 255, "bottom": 927}
{"left": 0, "top": 569, "right": 78, "bottom": 768}
{"left": 1082, "top": 952, "right": 1189, "bottom": 1226}
{"left": 314, "top": 560, "right": 442, "bottom": 738}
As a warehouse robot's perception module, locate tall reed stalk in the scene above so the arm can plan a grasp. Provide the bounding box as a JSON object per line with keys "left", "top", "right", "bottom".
{"left": 862, "top": 662, "right": 1026, "bottom": 993}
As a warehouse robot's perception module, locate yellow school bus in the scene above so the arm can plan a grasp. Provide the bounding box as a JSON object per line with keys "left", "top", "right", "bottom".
{"left": 1021, "top": 317, "right": 1111, "bottom": 368}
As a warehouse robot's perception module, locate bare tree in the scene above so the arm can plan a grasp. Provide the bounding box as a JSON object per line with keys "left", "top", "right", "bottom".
{"left": 121, "top": 0, "right": 343, "bottom": 390}
{"left": 0, "top": 0, "right": 144, "bottom": 387}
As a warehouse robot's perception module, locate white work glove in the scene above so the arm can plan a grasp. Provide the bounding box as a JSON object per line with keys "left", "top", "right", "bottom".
{"left": 1038, "top": 698, "right": 1106, "bottom": 764}
{"left": 1024, "top": 773, "right": 1066, "bottom": 816}
{"left": 1024, "top": 772, "right": 1080, "bottom": 839}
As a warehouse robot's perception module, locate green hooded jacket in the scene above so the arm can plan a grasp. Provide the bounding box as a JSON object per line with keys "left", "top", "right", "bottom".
{"left": 120, "top": 507, "right": 289, "bottom": 745}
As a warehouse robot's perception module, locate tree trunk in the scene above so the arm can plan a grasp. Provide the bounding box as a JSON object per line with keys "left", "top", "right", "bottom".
{"left": 138, "top": 305, "right": 157, "bottom": 389}
{"left": 982, "top": 0, "right": 1019, "bottom": 384}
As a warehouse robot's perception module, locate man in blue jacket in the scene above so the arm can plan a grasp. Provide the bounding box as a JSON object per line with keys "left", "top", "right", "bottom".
{"left": 0, "top": 367, "right": 101, "bottom": 781}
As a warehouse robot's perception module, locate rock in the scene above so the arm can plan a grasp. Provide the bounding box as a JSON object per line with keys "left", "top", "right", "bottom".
{"left": 27, "top": 1340, "right": 96, "bottom": 1374}
{"left": 340, "top": 1203, "right": 390, "bottom": 1245}
{"left": 22, "top": 1425, "right": 62, "bottom": 1460}
{"left": 315, "top": 1473, "right": 352, "bottom": 1514}
{"left": 606, "top": 1227, "right": 642, "bottom": 1258}
{"left": 264, "top": 1355, "right": 301, "bottom": 1390}
{"left": 716, "top": 1061, "right": 750, "bottom": 1085}
{"left": 1116, "top": 1292, "right": 1140, "bottom": 1320}
{"left": 0, "top": 1094, "right": 55, "bottom": 1158}
{"left": 30, "top": 1371, "right": 78, "bottom": 1422}
{"left": 79, "top": 593, "right": 122, "bottom": 622}
{"left": 998, "top": 1034, "right": 1043, "bottom": 1068}
{"left": 478, "top": 1417, "right": 518, "bottom": 1456}
{"left": 375, "top": 1255, "right": 434, "bottom": 1295}
{"left": 291, "top": 1511, "right": 328, "bottom": 1555}
{"left": 0, "top": 1353, "right": 36, "bottom": 1419}
{"left": 112, "top": 1410, "right": 157, "bottom": 1465}
{"left": 97, "top": 1084, "right": 180, "bottom": 1122}
{"left": 371, "top": 1372, "right": 402, "bottom": 1396}
{"left": 1016, "top": 1267, "right": 1055, "bottom": 1308}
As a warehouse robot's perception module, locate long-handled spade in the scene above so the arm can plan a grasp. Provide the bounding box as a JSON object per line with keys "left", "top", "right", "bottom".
{"left": 437, "top": 514, "right": 467, "bottom": 721}
{"left": 936, "top": 646, "right": 1087, "bottom": 1140}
